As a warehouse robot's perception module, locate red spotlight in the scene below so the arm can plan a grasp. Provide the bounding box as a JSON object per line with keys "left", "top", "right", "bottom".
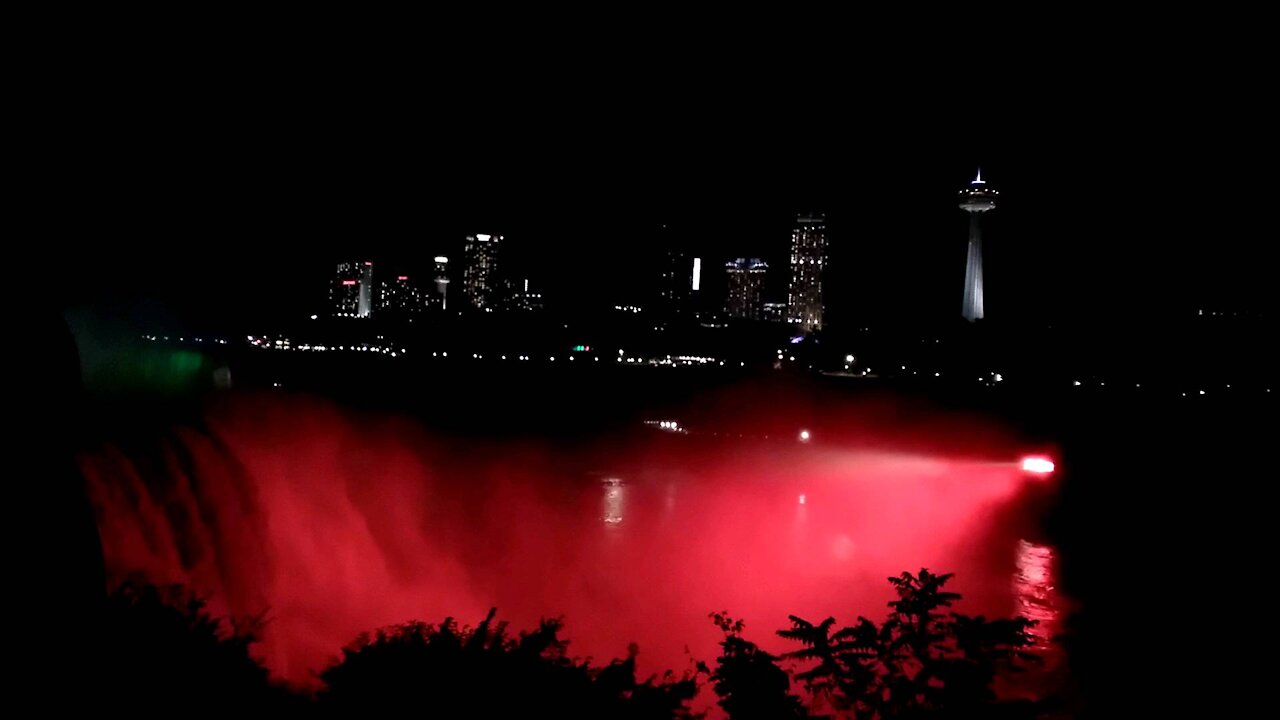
{"left": 1020, "top": 456, "right": 1055, "bottom": 475}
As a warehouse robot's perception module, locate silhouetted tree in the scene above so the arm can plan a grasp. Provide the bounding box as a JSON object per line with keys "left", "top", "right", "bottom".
{"left": 87, "top": 571, "right": 1038, "bottom": 717}
{"left": 318, "top": 608, "right": 699, "bottom": 718}
{"left": 708, "top": 611, "right": 809, "bottom": 719}
{"left": 776, "top": 569, "right": 1039, "bottom": 719}
{"left": 95, "top": 581, "right": 294, "bottom": 712}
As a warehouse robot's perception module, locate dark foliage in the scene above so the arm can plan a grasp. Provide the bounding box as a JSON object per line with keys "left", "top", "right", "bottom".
{"left": 775, "top": 569, "right": 1039, "bottom": 719}
{"left": 87, "top": 571, "right": 1036, "bottom": 718}
{"left": 317, "top": 607, "right": 700, "bottom": 718}
{"left": 708, "top": 611, "right": 809, "bottom": 719}
{"left": 95, "top": 581, "right": 296, "bottom": 712}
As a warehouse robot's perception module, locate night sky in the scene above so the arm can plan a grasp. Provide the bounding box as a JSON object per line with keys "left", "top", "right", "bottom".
{"left": 46, "top": 44, "right": 1275, "bottom": 331}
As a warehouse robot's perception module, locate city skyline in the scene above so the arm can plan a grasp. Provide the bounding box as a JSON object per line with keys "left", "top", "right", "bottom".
{"left": 45, "top": 38, "right": 1277, "bottom": 336}
{"left": 56, "top": 151, "right": 1273, "bottom": 332}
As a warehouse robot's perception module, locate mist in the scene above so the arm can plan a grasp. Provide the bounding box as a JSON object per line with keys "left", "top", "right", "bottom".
{"left": 78, "top": 389, "right": 1059, "bottom": 687}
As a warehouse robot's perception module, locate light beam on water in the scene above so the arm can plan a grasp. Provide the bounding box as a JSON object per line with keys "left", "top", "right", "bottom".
{"left": 79, "top": 394, "right": 1057, "bottom": 686}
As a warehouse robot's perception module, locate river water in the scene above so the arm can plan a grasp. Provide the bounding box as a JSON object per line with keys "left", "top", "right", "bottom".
{"left": 79, "top": 390, "right": 1064, "bottom": 693}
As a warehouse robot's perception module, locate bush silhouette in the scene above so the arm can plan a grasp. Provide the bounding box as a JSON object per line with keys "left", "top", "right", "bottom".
{"left": 317, "top": 607, "right": 700, "bottom": 718}
{"left": 774, "top": 569, "right": 1040, "bottom": 718}
{"left": 708, "top": 611, "right": 810, "bottom": 719}
{"left": 86, "top": 570, "right": 1039, "bottom": 717}
{"left": 95, "top": 581, "right": 294, "bottom": 712}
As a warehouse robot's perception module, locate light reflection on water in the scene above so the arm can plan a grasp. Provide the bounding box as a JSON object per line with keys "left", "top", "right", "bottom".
{"left": 85, "top": 400, "right": 1068, "bottom": 693}
{"left": 597, "top": 471, "right": 1064, "bottom": 673}
{"left": 1015, "top": 539, "right": 1061, "bottom": 665}
{"left": 602, "top": 477, "right": 625, "bottom": 526}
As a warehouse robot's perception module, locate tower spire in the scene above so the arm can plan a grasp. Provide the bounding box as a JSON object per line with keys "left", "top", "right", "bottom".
{"left": 958, "top": 171, "right": 996, "bottom": 322}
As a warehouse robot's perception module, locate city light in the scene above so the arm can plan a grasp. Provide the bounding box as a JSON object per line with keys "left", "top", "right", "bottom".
{"left": 1020, "top": 456, "right": 1055, "bottom": 475}
{"left": 845, "top": 354, "right": 855, "bottom": 364}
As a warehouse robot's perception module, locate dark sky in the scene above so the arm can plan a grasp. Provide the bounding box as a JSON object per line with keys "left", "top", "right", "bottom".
{"left": 44, "top": 39, "right": 1276, "bottom": 331}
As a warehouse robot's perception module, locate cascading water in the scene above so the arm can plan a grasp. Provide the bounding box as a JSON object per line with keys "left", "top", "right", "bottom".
{"left": 79, "top": 392, "right": 1056, "bottom": 687}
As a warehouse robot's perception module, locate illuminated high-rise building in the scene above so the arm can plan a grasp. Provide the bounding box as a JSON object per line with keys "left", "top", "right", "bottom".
{"left": 432, "top": 256, "right": 450, "bottom": 310}
{"left": 725, "top": 258, "right": 768, "bottom": 320}
{"left": 512, "top": 277, "right": 544, "bottom": 312}
{"left": 654, "top": 222, "right": 700, "bottom": 316}
{"left": 332, "top": 261, "right": 375, "bottom": 318}
{"left": 658, "top": 249, "right": 696, "bottom": 313}
{"left": 379, "top": 274, "right": 423, "bottom": 319}
{"left": 958, "top": 169, "right": 998, "bottom": 322}
{"left": 762, "top": 302, "right": 788, "bottom": 324}
{"left": 788, "top": 213, "right": 826, "bottom": 331}
{"left": 462, "top": 234, "right": 502, "bottom": 310}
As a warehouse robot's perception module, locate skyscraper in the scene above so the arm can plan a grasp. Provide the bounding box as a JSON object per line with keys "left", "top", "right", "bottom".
{"left": 725, "top": 258, "right": 768, "bottom": 320}
{"left": 462, "top": 234, "right": 502, "bottom": 310}
{"left": 658, "top": 249, "right": 693, "bottom": 313}
{"left": 433, "top": 256, "right": 450, "bottom": 311}
{"left": 788, "top": 214, "right": 827, "bottom": 332}
{"left": 762, "top": 302, "right": 788, "bottom": 324}
{"left": 332, "top": 261, "right": 375, "bottom": 318}
{"left": 512, "top": 277, "right": 544, "bottom": 312}
{"left": 958, "top": 169, "right": 998, "bottom": 322}
{"left": 379, "top": 274, "right": 423, "bottom": 319}
{"left": 358, "top": 263, "right": 373, "bottom": 317}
